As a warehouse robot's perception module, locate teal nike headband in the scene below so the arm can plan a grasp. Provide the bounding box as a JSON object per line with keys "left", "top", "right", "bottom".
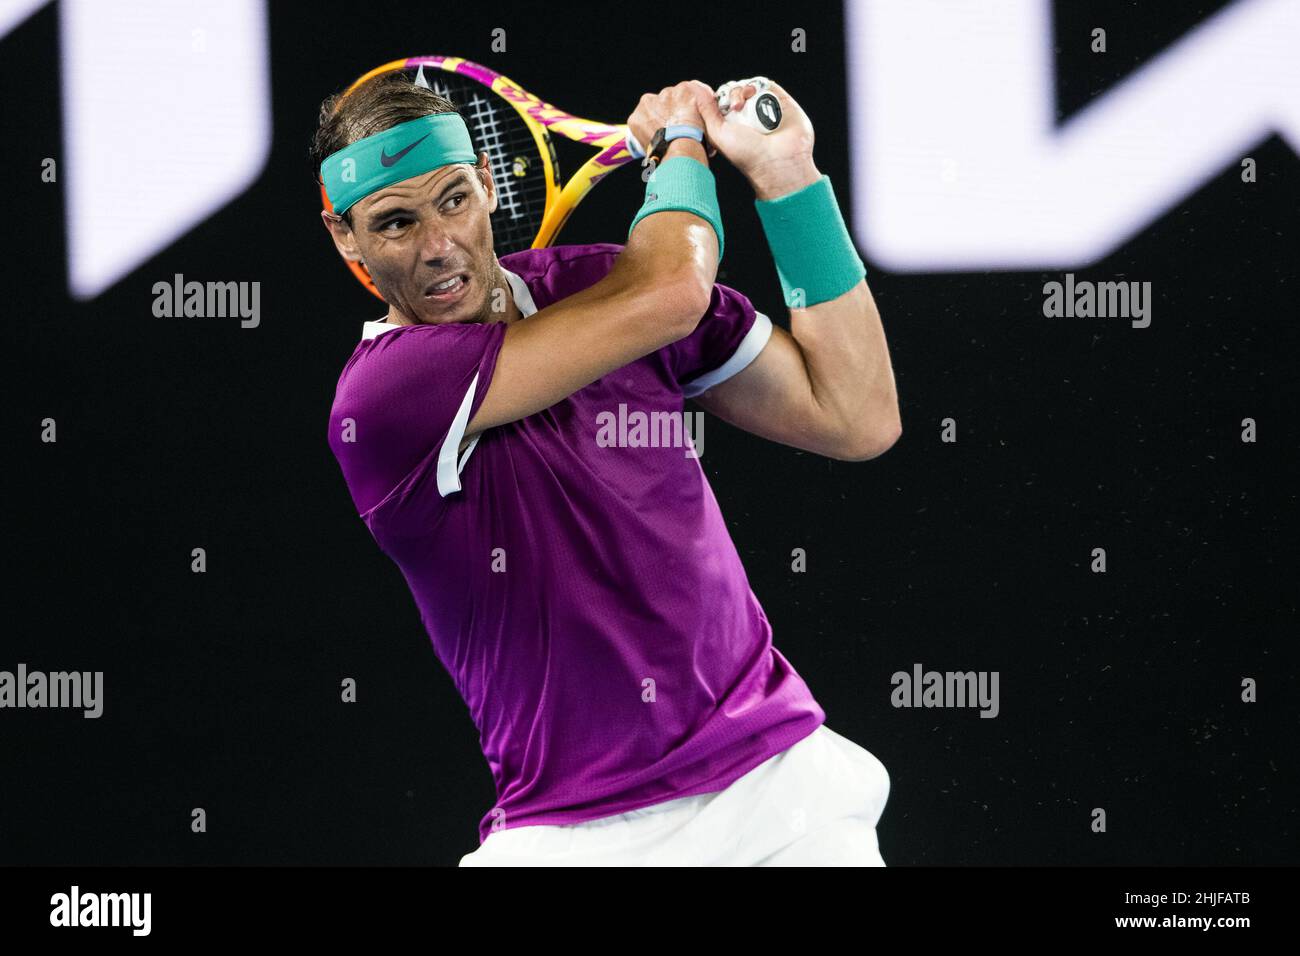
{"left": 320, "top": 113, "right": 477, "bottom": 216}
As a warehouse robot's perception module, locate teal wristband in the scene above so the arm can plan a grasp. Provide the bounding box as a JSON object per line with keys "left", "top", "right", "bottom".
{"left": 753, "top": 175, "right": 865, "bottom": 308}
{"left": 627, "top": 156, "right": 724, "bottom": 264}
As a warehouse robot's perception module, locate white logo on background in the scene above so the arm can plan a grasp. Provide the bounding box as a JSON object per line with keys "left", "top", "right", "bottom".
{"left": 1, "top": 0, "right": 270, "bottom": 299}
{"left": 845, "top": 0, "right": 1300, "bottom": 270}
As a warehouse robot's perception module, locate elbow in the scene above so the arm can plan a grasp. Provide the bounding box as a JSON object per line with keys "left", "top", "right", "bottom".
{"left": 831, "top": 418, "right": 902, "bottom": 462}
{"left": 666, "top": 272, "right": 714, "bottom": 336}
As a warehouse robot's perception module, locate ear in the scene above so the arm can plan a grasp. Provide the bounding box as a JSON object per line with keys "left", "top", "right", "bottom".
{"left": 320, "top": 208, "right": 365, "bottom": 264}
{"left": 475, "top": 152, "right": 498, "bottom": 215}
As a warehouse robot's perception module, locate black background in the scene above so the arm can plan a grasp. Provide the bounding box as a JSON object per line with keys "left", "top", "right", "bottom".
{"left": 3, "top": 0, "right": 1295, "bottom": 866}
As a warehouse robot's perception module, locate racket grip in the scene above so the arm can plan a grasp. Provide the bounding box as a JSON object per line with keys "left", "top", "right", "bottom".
{"left": 717, "top": 76, "right": 783, "bottom": 135}
{"left": 625, "top": 76, "right": 782, "bottom": 160}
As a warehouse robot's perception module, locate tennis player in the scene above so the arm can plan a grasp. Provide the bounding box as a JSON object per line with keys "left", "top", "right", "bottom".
{"left": 315, "top": 73, "right": 901, "bottom": 865}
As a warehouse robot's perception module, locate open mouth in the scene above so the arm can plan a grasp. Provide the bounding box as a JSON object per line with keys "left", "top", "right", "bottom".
{"left": 424, "top": 274, "right": 470, "bottom": 301}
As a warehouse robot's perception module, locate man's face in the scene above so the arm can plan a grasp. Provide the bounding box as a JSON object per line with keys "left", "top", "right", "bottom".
{"left": 323, "top": 152, "right": 499, "bottom": 325}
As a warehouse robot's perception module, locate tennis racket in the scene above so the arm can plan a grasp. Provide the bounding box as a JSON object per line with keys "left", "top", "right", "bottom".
{"left": 320, "top": 56, "right": 781, "bottom": 301}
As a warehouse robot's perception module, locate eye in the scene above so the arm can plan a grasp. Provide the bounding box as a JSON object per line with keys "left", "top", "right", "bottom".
{"left": 379, "top": 216, "right": 411, "bottom": 232}
{"left": 443, "top": 192, "right": 467, "bottom": 211}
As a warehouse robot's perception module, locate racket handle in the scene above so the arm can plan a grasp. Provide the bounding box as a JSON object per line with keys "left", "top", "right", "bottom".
{"left": 716, "top": 76, "right": 783, "bottom": 135}
{"left": 625, "top": 76, "right": 782, "bottom": 160}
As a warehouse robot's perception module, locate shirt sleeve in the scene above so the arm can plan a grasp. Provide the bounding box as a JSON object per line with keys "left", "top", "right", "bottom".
{"left": 663, "top": 282, "right": 773, "bottom": 398}
{"left": 328, "top": 321, "right": 508, "bottom": 517}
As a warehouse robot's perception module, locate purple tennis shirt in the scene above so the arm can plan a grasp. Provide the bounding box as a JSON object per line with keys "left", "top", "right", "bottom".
{"left": 328, "top": 243, "right": 825, "bottom": 844}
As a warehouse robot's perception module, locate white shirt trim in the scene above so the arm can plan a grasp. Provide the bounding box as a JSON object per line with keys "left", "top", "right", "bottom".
{"left": 357, "top": 265, "right": 534, "bottom": 497}
{"left": 437, "top": 372, "right": 482, "bottom": 496}
{"left": 502, "top": 266, "right": 539, "bottom": 317}
{"left": 361, "top": 318, "right": 398, "bottom": 339}
{"left": 682, "top": 311, "right": 773, "bottom": 398}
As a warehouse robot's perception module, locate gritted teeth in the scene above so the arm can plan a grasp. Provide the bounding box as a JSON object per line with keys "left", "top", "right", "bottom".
{"left": 429, "top": 275, "right": 465, "bottom": 293}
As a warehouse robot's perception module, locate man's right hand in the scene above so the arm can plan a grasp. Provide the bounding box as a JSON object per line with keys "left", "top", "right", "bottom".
{"left": 626, "top": 81, "right": 718, "bottom": 160}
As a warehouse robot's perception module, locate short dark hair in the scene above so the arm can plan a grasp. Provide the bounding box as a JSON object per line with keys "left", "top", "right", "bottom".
{"left": 310, "top": 71, "right": 461, "bottom": 227}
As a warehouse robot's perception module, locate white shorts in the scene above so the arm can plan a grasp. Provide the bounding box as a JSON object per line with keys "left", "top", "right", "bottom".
{"left": 458, "top": 724, "right": 890, "bottom": 866}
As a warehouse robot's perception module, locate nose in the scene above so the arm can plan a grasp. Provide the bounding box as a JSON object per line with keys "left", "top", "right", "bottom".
{"left": 417, "top": 216, "right": 457, "bottom": 261}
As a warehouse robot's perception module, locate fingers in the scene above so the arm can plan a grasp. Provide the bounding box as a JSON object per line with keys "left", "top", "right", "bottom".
{"left": 628, "top": 82, "right": 708, "bottom": 149}
{"left": 718, "top": 76, "right": 770, "bottom": 115}
{"left": 630, "top": 78, "right": 769, "bottom": 159}
{"left": 687, "top": 80, "right": 725, "bottom": 126}
{"left": 728, "top": 83, "right": 756, "bottom": 114}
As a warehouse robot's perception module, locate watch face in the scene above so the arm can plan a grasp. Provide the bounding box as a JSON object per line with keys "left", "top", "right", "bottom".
{"left": 649, "top": 127, "right": 666, "bottom": 152}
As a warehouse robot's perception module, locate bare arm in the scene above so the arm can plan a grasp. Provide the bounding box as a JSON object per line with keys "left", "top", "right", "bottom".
{"left": 466, "top": 84, "right": 720, "bottom": 438}
{"left": 694, "top": 276, "right": 900, "bottom": 460}
{"left": 687, "top": 79, "right": 901, "bottom": 461}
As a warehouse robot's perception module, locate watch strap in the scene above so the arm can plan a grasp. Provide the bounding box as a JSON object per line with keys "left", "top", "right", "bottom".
{"left": 645, "top": 124, "right": 705, "bottom": 167}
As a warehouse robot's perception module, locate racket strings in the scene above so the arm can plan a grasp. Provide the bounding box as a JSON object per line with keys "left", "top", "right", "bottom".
{"left": 460, "top": 89, "right": 526, "bottom": 221}
{"left": 422, "top": 72, "right": 550, "bottom": 255}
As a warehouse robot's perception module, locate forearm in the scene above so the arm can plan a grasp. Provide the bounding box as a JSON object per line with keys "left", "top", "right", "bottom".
{"left": 467, "top": 139, "right": 723, "bottom": 438}
{"left": 613, "top": 138, "right": 719, "bottom": 322}
{"left": 791, "top": 279, "right": 900, "bottom": 454}
{"left": 754, "top": 160, "right": 901, "bottom": 455}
